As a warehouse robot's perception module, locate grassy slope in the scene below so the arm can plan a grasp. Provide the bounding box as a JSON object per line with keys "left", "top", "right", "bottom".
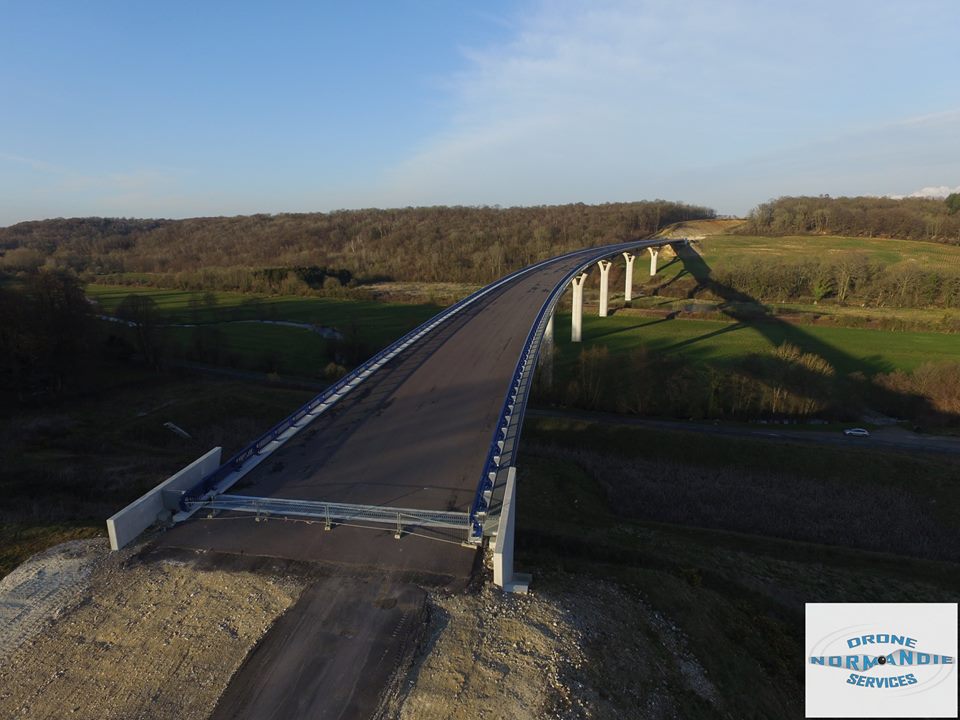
{"left": 518, "top": 417, "right": 960, "bottom": 718}
{"left": 0, "top": 374, "right": 313, "bottom": 576}
{"left": 523, "top": 416, "right": 960, "bottom": 533}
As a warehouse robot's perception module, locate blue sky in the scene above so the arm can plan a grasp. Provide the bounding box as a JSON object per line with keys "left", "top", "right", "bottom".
{"left": 1, "top": 0, "right": 958, "bottom": 225}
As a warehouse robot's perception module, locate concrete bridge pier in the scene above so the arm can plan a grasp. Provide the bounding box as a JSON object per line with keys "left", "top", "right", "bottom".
{"left": 648, "top": 246, "right": 661, "bottom": 276}
{"left": 597, "top": 260, "right": 612, "bottom": 317}
{"left": 493, "top": 467, "right": 530, "bottom": 593}
{"left": 622, "top": 252, "right": 635, "bottom": 306}
{"left": 543, "top": 309, "right": 554, "bottom": 349}
{"left": 571, "top": 272, "right": 588, "bottom": 342}
{"left": 538, "top": 310, "right": 555, "bottom": 387}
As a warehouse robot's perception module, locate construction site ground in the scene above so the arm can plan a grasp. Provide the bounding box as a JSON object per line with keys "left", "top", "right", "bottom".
{"left": 0, "top": 538, "right": 719, "bottom": 720}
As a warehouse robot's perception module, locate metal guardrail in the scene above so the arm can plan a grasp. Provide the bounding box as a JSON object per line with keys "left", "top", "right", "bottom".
{"left": 177, "top": 243, "right": 625, "bottom": 510}
{"left": 185, "top": 495, "right": 470, "bottom": 536}
{"left": 467, "top": 237, "right": 676, "bottom": 542}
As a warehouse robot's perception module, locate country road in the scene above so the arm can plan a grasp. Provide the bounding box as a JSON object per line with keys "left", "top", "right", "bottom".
{"left": 527, "top": 407, "right": 960, "bottom": 455}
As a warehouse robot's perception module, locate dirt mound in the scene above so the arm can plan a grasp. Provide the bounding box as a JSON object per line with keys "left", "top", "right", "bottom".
{"left": 0, "top": 550, "right": 304, "bottom": 720}
{"left": 658, "top": 218, "right": 745, "bottom": 239}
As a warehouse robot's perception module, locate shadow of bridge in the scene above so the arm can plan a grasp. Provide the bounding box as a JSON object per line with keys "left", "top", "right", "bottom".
{"left": 648, "top": 241, "right": 943, "bottom": 423}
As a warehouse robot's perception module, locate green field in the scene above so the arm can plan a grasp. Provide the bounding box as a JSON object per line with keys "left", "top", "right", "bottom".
{"left": 86, "top": 274, "right": 960, "bottom": 384}
{"left": 653, "top": 234, "right": 960, "bottom": 285}
{"left": 555, "top": 312, "right": 960, "bottom": 376}
{"left": 161, "top": 323, "right": 332, "bottom": 378}
{"left": 86, "top": 284, "right": 443, "bottom": 377}
{"left": 86, "top": 284, "right": 440, "bottom": 350}
{"left": 623, "top": 296, "right": 960, "bottom": 329}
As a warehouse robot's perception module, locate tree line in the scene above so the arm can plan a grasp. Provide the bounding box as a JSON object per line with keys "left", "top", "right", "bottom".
{"left": 0, "top": 271, "right": 96, "bottom": 405}
{"left": 0, "top": 268, "right": 375, "bottom": 411}
{"left": 656, "top": 255, "right": 960, "bottom": 309}
{"left": 0, "top": 201, "right": 714, "bottom": 286}
{"left": 741, "top": 195, "right": 960, "bottom": 243}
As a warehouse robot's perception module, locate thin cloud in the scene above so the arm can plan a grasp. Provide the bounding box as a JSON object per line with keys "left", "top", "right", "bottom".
{"left": 379, "top": 0, "right": 960, "bottom": 213}
{"left": 891, "top": 185, "right": 960, "bottom": 199}
{"left": 0, "top": 151, "right": 75, "bottom": 177}
{"left": 0, "top": 151, "right": 194, "bottom": 222}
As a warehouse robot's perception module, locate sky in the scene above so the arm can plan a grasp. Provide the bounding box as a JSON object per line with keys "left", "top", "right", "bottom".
{"left": 1, "top": 0, "right": 958, "bottom": 225}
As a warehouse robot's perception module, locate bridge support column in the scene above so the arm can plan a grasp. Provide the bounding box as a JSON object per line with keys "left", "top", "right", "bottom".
{"left": 648, "top": 246, "right": 660, "bottom": 276}
{"left": 597, "top": 260, "right": 612, "bottom": 317}
{"left": 493, "top": 467, "right": 530, "bottom": 593}
{"left": 571, "top": 273, "right": 587, "bottom": 342}
{"left": 622, "top": 252, "right": 635, "bottom": 306}
{"left": 539, "top": 309, "right": 555, "bottom": 387}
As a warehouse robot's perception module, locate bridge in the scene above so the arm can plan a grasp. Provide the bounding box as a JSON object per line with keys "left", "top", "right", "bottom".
{"left": 108, "top": 238, "right": 680, "bottom": 586}
{"left": 103, "top": 237, "right": 683, "bottom": 717}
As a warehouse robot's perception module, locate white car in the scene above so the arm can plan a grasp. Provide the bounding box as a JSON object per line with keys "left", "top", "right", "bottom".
{"left": 843, "top": 428, "right": 870, "bottom": 437}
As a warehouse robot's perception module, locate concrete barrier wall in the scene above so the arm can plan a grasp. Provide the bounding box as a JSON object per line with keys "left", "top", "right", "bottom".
{"left": 106, "top": 447, "right": 222, "bottom": 550}
{"left": 493, "top": 467, "right": 530, "bottom": 593}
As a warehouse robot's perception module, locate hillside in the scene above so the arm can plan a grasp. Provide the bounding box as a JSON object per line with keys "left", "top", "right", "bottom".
{"left": 740, "top": 195, "right": 960, "bottom": 243}
{"left": 657, "top": 218, "right": 746, "bottom": 239}
{"left": 0, "top": 201, "right": 714, "bottom": 287}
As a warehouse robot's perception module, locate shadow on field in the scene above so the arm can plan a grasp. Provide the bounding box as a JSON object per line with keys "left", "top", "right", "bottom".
{"left": 589, "top": 316, "right": 674, "bottom": 340}
{"left": 667, "top": 241, "right": 948, "bottom": 423}
{"left": 666, "top": 243, "right": 880, "bottom": 370}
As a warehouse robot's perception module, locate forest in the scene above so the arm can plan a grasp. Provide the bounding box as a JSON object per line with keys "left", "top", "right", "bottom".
{"left": 740, "top": 194, "right": 960, "bottom": 242}
{"left": 0, "top": 201, "right": 713, "bottom": 288}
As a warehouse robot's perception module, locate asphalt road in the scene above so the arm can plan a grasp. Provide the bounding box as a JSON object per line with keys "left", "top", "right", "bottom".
{"left": 210, "top": 575, "right": 425, "bottom": 720}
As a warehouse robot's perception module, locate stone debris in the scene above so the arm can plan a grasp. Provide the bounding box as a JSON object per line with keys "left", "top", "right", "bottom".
{"left": 396, "top": 576, "right": 718, "bottom": 720}
{"left": 0, "top": 539, "right": 110, "bottom": 664}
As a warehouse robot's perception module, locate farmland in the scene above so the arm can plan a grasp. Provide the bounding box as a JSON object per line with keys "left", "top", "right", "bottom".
{"left": 655, "top": 234, "right": 960, "bottom": 284}
{"left": 553, "top": 311, "right": 960, "bottom": 375}
{"left": 86, "top": 284, "right": 440, "bottom": 378}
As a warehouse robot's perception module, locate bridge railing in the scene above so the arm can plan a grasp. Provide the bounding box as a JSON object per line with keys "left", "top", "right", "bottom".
{"left": 185, "top": 495, "right": 470, "bottom": 535}
{"left": 468, "top": 238, "right": 670, "bottom": 542}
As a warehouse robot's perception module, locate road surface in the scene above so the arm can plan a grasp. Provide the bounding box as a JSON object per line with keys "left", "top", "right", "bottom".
{"left": 210, "top": 576, "right": 424, "bottom": 720}
{"left": 160, "top": 247, "right": 620, "bottom": 575}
